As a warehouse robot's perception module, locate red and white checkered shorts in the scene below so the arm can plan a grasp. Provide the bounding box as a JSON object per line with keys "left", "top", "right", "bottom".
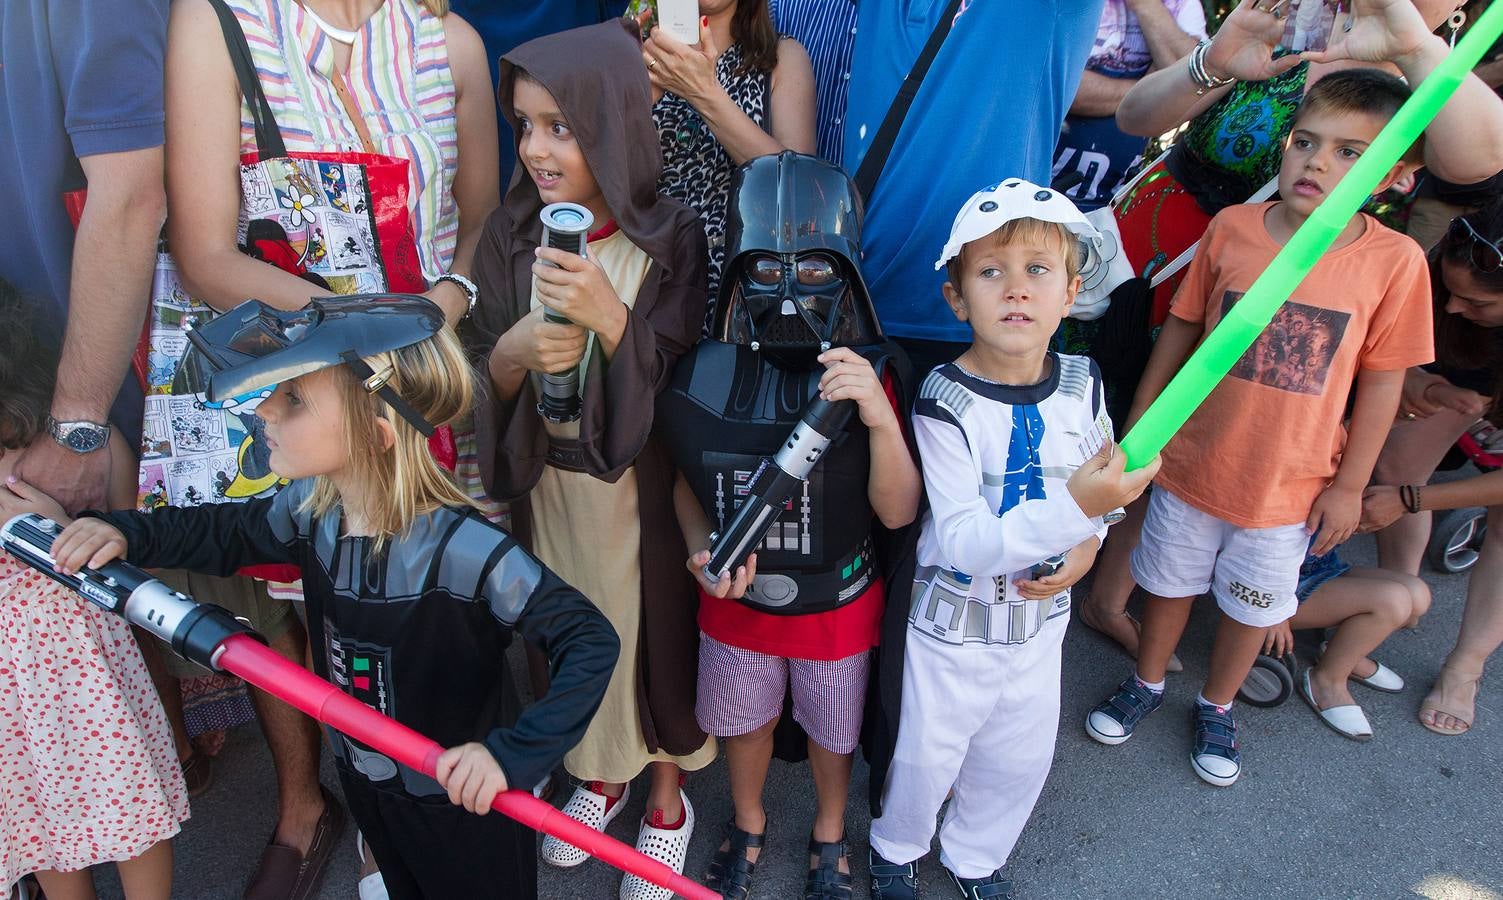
{"left": 695, "top": 633, "right": 870, "bottom": 754}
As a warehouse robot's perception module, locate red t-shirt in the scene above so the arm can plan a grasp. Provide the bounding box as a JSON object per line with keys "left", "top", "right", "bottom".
{"left": 697, "top": 376, "right": 903, "bottom": 661}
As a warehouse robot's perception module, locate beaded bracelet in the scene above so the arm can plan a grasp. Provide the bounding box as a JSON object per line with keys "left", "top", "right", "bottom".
{"left": 1399, "top": 484, "right": 1424, "bottom": 514}
{"left": 1188, "top": 39, "right": 1235, "bottom": 95}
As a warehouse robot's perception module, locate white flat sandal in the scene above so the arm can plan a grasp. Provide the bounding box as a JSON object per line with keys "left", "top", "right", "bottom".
{"left": 1319, "top": 641, "right": 1405, "bottom": 693}
{"left": 1301, "top": 669, "right": 1373, "bottom": 741}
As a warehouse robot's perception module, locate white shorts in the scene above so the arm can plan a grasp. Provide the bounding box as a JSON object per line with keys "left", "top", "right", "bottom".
{"left": 1130, "top": 487, "right": 1305, "bottom": 627}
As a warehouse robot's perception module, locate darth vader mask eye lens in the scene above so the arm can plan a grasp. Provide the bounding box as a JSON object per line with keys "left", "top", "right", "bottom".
{"left": 747, "top": 256, "right": 784, "bottom": 285}
{"left": 795, "top": 257, "right": 838, "bottom": 286}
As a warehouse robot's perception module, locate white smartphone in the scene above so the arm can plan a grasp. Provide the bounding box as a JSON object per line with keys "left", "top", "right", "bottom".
{"left": 656, "top": 0, "right": 701, "bottom": 46}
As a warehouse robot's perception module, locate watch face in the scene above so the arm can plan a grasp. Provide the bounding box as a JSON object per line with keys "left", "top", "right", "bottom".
{"left": 64, "top": 426, "right": 107, "bottom": 453}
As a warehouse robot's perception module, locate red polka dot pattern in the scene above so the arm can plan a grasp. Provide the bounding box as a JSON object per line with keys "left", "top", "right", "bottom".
{"left": 1, "top": 552, "right": 190, "bottom": 887}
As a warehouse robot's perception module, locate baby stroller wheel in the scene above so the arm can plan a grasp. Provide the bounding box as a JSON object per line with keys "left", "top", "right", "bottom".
{"left": 1237, "top": 652, "right": 1296, "bottom": 707}
{"left": 1427, "top": 507, "right": 1487, "bottom": 574}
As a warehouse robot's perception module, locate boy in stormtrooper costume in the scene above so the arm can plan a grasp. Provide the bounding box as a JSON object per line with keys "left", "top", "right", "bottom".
{"left": 867, "top": 181, "right": 1157, "bottom": 899}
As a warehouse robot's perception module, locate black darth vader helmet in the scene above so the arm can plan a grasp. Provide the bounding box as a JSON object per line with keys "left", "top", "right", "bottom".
{"left": 712, "top": 152, "right": 883, "bottom": 352}
{"left": 173, "top": 294, "right": 445, "bottom": 435}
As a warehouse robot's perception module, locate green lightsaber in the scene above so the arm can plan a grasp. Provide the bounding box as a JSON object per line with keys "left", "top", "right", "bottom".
{"left": 1120, "top": 3, "right": 1503, "bottom": 470}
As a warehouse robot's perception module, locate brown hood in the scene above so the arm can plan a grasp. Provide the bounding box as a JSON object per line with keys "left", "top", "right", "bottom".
{"left": 499, "top": 19, "right": 690, "bottom": 277}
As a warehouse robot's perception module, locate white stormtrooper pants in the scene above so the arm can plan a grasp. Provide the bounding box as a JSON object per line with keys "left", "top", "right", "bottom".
{"left": 869, "top": 612, "right": 1066, "bottom": 879}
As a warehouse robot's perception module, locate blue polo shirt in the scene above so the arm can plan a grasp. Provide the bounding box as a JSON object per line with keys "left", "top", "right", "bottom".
{"left": 843, "top": 0, "right": 1103, "bottom": 342}
{"left": 0, "top": 0, "right": 168, "bottom": 440}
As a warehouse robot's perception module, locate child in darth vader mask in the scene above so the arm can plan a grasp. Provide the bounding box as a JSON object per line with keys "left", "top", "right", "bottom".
{"left": 656, "top": 151, "right": 921, "bottom": 899}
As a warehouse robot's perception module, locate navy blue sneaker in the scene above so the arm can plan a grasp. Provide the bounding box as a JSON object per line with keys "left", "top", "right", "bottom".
{"left": 1190, "top": 700, "right": 1242, "bottom": 786}
{"left": 1085, "top": 675, "right": 1164, "bottom": 745}
{"left": 947, "top": 867, "right": 1013, "bottom": 899}
{"left": 869, "top": 849, "right": 918, "bottom": 900}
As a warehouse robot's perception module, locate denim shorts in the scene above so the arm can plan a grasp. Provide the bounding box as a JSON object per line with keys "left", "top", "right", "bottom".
{"left": 1295, "top": 546, "right": 1351, "bottom": 604}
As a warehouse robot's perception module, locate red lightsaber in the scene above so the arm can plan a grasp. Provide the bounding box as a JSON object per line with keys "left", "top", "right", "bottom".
{"left": 0, "top": 513, "right": 716, "bottom": 900}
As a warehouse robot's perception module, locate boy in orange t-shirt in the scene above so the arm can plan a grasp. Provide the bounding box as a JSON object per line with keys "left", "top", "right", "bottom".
{"left": 1084, "top": 70, "right": 1433, "bottom": 786}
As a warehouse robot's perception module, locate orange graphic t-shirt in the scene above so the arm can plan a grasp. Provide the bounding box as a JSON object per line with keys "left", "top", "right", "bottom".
{"left": 1157, "top": 203, "right": 1434, "bottom": 528}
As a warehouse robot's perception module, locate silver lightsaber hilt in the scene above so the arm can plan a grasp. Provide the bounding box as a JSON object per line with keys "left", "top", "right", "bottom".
{"left": 1, "top": 513, "right": 262, "bottom": 671}
{"left": 537, "top": 202, "right": 595, "bottom": 424}
{"left": 702, "top": 396, "right": 855, "bottom": 583}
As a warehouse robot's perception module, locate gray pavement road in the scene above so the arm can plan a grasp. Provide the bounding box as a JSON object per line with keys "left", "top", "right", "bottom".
{"left": 92, "top": 532, "right": 1500, "bottom": 899}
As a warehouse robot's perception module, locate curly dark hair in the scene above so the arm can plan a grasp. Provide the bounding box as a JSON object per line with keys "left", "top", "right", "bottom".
{"left": 0, "top": 280, "right": 61, "bottom": 450}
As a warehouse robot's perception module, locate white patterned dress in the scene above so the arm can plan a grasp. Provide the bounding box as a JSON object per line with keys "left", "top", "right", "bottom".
{"left": 1, "top": 553, "right": 189, "bottom": 889}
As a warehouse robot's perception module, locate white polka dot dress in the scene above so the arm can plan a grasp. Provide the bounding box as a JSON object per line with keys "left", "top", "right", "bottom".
{"left": 1, "top": 552, "right": 189, "bottom": 889}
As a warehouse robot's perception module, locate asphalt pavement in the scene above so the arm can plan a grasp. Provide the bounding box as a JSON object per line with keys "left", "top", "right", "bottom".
{"left": 91, "top": 532, "right": 1501, "bottom": 899}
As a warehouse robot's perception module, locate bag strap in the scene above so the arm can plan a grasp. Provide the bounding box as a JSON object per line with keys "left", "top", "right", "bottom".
{"left": 330, "top": 77, "right": 379, "bottom": 154}
{"left": 1108, "top": 146, "right": 1172, "bottom": 212}
{"left": 851, "top": 0, "right": 966, "bottom": 203}
{"left": 1147, "top": 175, "right": 1280, "bottom": 289}
{"left": 208, "top": 0, "right": 288, "bottom": 159}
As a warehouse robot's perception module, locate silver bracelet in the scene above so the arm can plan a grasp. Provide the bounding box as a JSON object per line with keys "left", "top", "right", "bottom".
{"left": 1188, "top": 39, "right": 1235, "bottom": 95}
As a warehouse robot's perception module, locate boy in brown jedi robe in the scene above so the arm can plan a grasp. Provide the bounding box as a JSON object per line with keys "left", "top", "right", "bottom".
{"left": 465, "top": 18, "right": 714, "bottom": 900}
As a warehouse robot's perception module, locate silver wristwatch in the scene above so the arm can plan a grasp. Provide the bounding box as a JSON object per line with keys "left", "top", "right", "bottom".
{"left": 46, "top": 416, "right": 111, "bottom": 454}
{"left": 435, "top": 272, "right": 478, "bottom": 320}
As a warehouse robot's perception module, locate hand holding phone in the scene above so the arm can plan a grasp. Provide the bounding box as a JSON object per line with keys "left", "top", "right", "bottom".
{"left": 630, "top": 0, "right": 700, "bottom": 46}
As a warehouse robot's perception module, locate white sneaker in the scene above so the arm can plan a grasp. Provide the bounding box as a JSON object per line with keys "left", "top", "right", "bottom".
{"left": 619, "top": 790, "right": 695, "bottom": 900}
{"left": 356, "top": 831, "right": 390, "bottom": 900}
{"left": 541, "top": 781, "right": 632, "bottom": 868}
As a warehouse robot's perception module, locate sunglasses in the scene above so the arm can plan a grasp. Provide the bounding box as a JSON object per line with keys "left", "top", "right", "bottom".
{"left": 1447, "top": 216, "right": 1503, "bottom": 274}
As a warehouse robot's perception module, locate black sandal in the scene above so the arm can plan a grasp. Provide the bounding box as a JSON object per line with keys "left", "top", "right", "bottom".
{"left": 804, "top": 833, "right": 852, "bottom": 900}
{"left": 704, "top": 820, "right": 765, "bottom": 900}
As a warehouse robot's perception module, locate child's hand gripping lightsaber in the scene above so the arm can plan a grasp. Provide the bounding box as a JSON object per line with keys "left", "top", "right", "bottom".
{"left": 0, "top": 512, "right": 718, "bottom": 900}
{"left": 1119, "top": 2, "right": 1503, "bottom": 471}
{"left": 703, "top": 395, "right": 854, "bottom": 583}
{"left": 537, "top": 202, "right": 594, "bottom": 424}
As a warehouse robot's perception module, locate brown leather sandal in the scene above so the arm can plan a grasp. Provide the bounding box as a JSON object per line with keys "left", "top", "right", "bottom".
{"left": 180, "top": 749, "right": 213, "bottom": 798}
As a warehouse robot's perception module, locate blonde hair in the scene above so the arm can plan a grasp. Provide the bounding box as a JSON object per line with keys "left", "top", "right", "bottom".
{"left": 422, "top": 0, "right": 448, "bottom": 16}
{"left": 945, "top": 217, "right": 1083, "bottom": 286}
{"left": 304, "top": 325, "right": 478, "bottom": 551}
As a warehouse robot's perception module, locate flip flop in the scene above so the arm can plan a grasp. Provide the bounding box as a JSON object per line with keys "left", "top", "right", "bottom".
{"left": 1418, "top": 665, "right": 1481, "bottom": 736}
{"left": 1300, "top": 669, "right": 1372, "bottom": 741}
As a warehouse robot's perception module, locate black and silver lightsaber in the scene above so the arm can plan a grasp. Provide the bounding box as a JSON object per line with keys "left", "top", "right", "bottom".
{"left": 703, "top": 396, "right": 854, "bottom": 583}
{"left": 0, "top": 511, "right": 721, "bottom": 898}
{"left": 0, "top": 513, "right": 259, "bottom": 670}
{"left": 537, "top": 202, "right": 595, "bottom": 424}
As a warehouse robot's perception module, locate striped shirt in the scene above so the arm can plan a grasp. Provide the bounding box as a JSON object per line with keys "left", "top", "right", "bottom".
{"left": 228, "top": 0, "right": 459, "bottom": 283}
{"left": 768, "top": 0, "right": 855, "bottom": 164}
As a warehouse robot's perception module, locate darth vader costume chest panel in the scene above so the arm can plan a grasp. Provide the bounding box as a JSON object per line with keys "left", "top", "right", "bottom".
{"left": 659, "top": 340, "right": 887, "bottom": 613}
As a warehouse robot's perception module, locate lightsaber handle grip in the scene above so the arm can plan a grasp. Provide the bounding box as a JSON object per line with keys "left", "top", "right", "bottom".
{"left": 537, "top": 220, "right": 588, "bottom": 424}
{"left": 0, "top": 513, "right": 260, "bottom": 671}
{"left": 701, "top": 396, "right": 854, "bottom": 582}
{"left": 702, "top": 468, "right": 795, "bottom": 582}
